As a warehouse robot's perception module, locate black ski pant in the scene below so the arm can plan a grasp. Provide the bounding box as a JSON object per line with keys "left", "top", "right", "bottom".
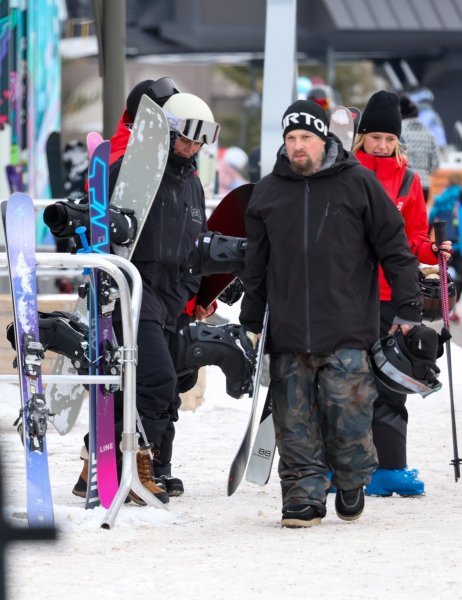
{"left": 84, "top": 319, "right": 181, "bottom": 477}
{"left": 113, "top": 319, "right": 180, "bottom": 477}
{"left": 372, "top": 302, "right": 408, "bottom": 469}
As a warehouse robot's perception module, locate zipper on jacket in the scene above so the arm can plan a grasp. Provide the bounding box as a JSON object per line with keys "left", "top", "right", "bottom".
{"left": 304, "top": 180, "right": 311, "bottom": 351}
{"left": 159, "top": 196, "right": 165, "bottom": 258}
{"left": 315, "top": 199, "right": 330, "bottom": 243}
{"left": 175, "top": 202, "right": 188, "bottom": 262}
{"left": 168, "top": 188, "right": 178, "bottom": 258}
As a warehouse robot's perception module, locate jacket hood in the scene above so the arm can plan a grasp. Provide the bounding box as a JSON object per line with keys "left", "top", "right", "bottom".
{"left": 273, "top": 135, "right": 359, "bottom": 180}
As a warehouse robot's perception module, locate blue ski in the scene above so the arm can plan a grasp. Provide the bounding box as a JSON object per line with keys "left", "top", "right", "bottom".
{"left": 3, "top": 193, "right": 54, "bottom": 527}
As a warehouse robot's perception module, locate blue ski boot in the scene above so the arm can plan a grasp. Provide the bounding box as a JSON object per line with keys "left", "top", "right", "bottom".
{"left": 365, "top": 467, "right": 424, "bottom": 497}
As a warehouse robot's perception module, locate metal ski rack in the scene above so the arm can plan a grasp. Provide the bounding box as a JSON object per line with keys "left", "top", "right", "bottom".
{"left": 0, "top": 251, "right": 165, "bottom": 528}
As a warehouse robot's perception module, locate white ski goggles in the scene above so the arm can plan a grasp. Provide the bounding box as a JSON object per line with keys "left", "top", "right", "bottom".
{"left": 165, "top": 111, "right": 221, "bottom": 145}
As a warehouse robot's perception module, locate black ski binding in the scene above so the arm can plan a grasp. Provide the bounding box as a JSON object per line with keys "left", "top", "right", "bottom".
{"left": 98, "top": 273, "right": 119, "bottom": 315}
{"left": 22, "top": 333, "right": 45, "bottom": 378}
{"left": 14, "top": 393, "right": 53, "bottom": 452}
{"left": 78, "top": 281, "right": 89, "bottom": 299}
{"left": 101, "top": 340, "right": 122, "bottom": 392}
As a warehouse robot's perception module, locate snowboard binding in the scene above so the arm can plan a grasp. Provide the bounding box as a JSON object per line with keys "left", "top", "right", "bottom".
{"left": 43, "top": 191, "right": 137, "bottom": 248}
{"left": 190, "top": 231, "right": 247, "bottom": 277}
{"left": 7, "top": 313, "right": 253, "bottom": 399}
{"left": 7, "top": 311, "right": 90, "bottom": 376}
{"left": 176, "top": 322, "right": 254, "bottom": 398}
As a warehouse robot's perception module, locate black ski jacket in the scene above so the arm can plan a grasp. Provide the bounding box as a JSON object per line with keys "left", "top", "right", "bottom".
{"left": 110, "top": 152, "right": 207, "bottom": 330}
{"left": 239, "top": 137, "right": 422, "bottom": 353}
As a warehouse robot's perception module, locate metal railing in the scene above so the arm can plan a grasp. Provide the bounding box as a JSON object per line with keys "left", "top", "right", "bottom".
{"left": 0, "top": 251, "right": 166, "bottom": 528}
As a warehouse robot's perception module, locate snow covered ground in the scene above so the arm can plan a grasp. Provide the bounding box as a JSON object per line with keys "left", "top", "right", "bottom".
{"left": 1, "top": 302, "right": 462, "bottom": 600}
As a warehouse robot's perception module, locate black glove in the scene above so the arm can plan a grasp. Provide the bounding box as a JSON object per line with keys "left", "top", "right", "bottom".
{"left": 396, "top": 300, "right": 423, "bottom": 324}
{"left": 437, "top": 327, "right": 451, "bottom": 358}
{"left": 405, "top": 324, "right": 440, "bottom": 383}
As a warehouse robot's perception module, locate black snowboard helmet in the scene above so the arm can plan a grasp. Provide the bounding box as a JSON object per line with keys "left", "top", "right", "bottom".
{"left": 126, "top": 77, "right": 180, "bottom": 121}
{"left": 419, "top": 269, "right": 456, "bottom": 322}
{"left": 371, "top": 326, "right": 442, "bottom": 397}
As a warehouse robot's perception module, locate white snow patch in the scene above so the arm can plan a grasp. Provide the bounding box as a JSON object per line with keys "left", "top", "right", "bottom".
{"left": 1, "top": 301, "right": 462, "bottom": 599}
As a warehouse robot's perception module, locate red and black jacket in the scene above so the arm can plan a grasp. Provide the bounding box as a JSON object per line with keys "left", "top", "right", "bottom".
{"left": 356, "top": 149, "right": 437, "bottom": 302}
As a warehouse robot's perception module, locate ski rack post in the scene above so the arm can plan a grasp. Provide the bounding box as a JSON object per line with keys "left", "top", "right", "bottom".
{"left": 0, "top": 252, "right": 162, "bottom": 528}
{"left": 434, "top": 221, "right": 461, "bottom": 481}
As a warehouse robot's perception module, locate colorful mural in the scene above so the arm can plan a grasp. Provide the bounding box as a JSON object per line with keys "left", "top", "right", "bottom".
{"left": 0, "top": 0, "right": 61, "bottom": 243}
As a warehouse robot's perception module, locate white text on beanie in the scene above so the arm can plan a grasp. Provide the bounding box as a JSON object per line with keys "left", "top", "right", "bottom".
{"left": 282, "top": 99, "right": 329, "bottom": 141}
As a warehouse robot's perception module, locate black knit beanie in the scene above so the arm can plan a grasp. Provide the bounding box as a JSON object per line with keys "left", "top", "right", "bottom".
{"left": 358, "top": 91, "right": 402, "bottom": 137}
{"left": 400, "top": 95, "right": 419, "bottom": 119}
{"left": 126, "top": 80, "right": 156, "bottom": 121}
{"left": 282, "top": 99, "right": 329, "bottom": 141}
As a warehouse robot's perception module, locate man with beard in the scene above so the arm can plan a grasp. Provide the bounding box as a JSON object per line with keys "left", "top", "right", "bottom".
{"left": 239, "top": 99, "right": 424, "bottom": 528}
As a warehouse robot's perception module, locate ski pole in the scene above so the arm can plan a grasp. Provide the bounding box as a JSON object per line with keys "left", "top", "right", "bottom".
{"left": 434, "top": 220, "right": 461, "bottom": 481}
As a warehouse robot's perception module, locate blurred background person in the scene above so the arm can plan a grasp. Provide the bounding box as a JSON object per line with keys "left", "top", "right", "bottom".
{"left": 400, "top": 94, "right": 440, "bottom": 204}
{"left": 217, "top": 145, "right": 249, "bottom": 196}
{"left": 429, "top": 172, "right": 462, "bottom": 322}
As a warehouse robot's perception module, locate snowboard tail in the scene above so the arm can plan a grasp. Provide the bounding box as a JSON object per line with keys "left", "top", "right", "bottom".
{"left": 227, "top": 307, "right": 269, "bottom": 496}
{"left": 245, "top": 386, "right": 276, "bottom": 485}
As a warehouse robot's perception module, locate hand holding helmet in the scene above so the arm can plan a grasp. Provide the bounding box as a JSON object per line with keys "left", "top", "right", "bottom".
{"left": 371, "top": 324, "right": 443, "bottom": 397}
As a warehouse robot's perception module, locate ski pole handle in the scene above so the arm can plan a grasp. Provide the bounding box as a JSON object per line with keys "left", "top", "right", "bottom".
{"left": 433, "top": 220, "right": 447, "bottom": 247}
{"left": 75, "top": 225, "right": 91, "bottom": 253}
{"left": 75, "top": 226, "right": 92, "bottom": 276}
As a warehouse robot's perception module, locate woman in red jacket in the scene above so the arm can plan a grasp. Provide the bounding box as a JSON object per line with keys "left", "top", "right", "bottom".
{"left": 353, "top": 91, "right": 452, "bottom": 497}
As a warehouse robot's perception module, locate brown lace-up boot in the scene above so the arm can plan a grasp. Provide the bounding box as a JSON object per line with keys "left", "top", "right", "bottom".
{"left": 128, "top": 449, "right": 170, "bottom": 505}
{"left": 72, "top": 458, "right": 88, "bottom": 497}
{"left": 72, "top": 445, "right": 89, "bottom": 498}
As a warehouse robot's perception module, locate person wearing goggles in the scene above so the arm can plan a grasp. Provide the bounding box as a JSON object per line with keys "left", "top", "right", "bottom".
{"left": 164, "top": 109, "right": 221, "bottom": 145}
{"left": 74, "top": 82, "right": 222, "bottom": 503}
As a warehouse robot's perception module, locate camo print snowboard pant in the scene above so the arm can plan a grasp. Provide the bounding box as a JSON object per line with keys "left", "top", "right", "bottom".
{"left": 270, "top": 348, "right": 378, "bottom": 511}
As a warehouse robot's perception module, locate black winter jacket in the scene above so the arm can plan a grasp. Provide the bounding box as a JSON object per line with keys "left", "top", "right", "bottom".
{"left": 110, "top": 151, "right": 207, "bottom": 330}
{"left": 239, "top": 137, "right": 422, "bottom": 353}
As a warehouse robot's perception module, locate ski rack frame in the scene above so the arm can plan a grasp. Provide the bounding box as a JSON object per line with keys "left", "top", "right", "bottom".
{"left": 0, "top": 251, "right": 165, "bottom": 528}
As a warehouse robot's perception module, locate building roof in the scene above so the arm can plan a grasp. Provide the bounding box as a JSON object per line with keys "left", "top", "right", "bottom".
{"left": 120, "top": 0, "right": 462, "bottom": 59}
{"left": 322, "top": 0, "right": 462, "bottom": 31}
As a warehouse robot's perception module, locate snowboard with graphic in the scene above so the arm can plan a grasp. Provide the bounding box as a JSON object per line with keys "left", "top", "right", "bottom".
{"left": 111, "top": 94, "right": 170, "bottom": 259}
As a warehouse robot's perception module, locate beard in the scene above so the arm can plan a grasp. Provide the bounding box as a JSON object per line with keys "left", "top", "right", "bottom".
{"left": 289, "top": 150, "right": 325, "bottom": 176}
